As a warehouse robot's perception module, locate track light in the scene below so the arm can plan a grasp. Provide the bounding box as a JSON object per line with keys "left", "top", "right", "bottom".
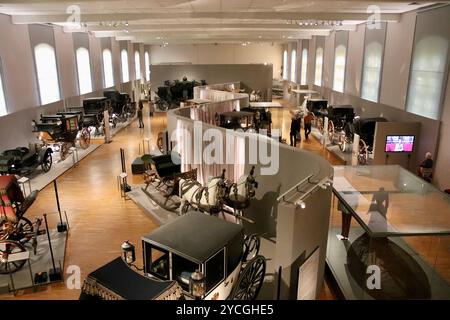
{"left": 295, "top": 200, "right": 306, "bottom": 209}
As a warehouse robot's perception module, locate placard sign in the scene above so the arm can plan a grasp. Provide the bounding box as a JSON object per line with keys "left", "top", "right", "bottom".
{"left": 104, "top": 110, "right": 111, "bottom": 143}
{"left": 351, "top": 133, "right": 360, "bottom": 166}
{"left": 297, "top": 247, "right": 320, "bottom": 300}
{"left": 323, "top": 117, "right": 329, "bottom": 146}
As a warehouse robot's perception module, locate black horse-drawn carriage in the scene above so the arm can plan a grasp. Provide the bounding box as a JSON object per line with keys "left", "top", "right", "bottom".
{"left": 337, "top": 117, "right": 388, "bottom": 164}
{"left": 218, "top": 111, "right": 256, "bottom": 132}
{"left": 81, "top": 97, "right": 112, "bottom": 134}
{"left": 318, "top": 105, "right": 355, "bottom": 144}
{"left": 80, "top": 211, "right": 266, "bottom": 300}
{"left": 240, "top": 107, "right": 272, "bottom": 135}
{"left": 32, "top": 113, "right": 90, "bottom": 160}
{"left": 0, "top": 144, "right": 53, "bottom": 175}
{"left": 103, "top": 90, "right": 136, "bottom": 124}
{"left": 155, "top": 78, "right": 206, "bottom": 110}
{"left": 0, "top": 175, "right": 43, "bottom": 274}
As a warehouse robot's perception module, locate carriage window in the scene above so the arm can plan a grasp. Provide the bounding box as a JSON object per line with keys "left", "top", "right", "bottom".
{"left": 145, "top": 51, "right": 150, "bottom": 81}
{"left": 121, "top": 49, "right": 129, "bottom": 82}
{"left": 0, "top": 58, "right": 7, "bottom": 116}
{"left": 134, "top": 51, "right": 141, "bottom": 80}
{"left": 282, "top": 50, "right": 288, "bottom": 80}
{"left": 361, "top": 42, "right": 383, "bottom": 102}
{"left": 147, "top": 246, "right": 169, "bottom": 280}
{"left": 301, "top": 48, "right": 308, "bottom": 85}
{"left": 205, "top": 249, "right": 225, "bottom": 292}
{"left": 314, "top": 47, "right": 323, "bottom": 86}
{"left": 333, "top": 45, "right": 347, "bottom": 93}
{"left": 172, "top": 253, "right": 200, "bottom": 291}
{"left": 406, "top": 36, "right": 448, "bottom": 120}
{"left": 290, "top": 49, "right": 296, "bottom": 82}
{"left": 34, "top": 43, "right": 60, "bottom": 105}
{"left": 66, "top": 118, "right": 77, "bottom": 131}
{"left": 76, "top": 47, "right": 93, "bottom": 95}
{"left": 102, "top": 49, "right": 114, "bottom": 88}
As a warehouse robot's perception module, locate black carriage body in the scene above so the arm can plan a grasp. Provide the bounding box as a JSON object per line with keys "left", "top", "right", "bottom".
{"left": 33, "top": 114, "right": 79, "bottom": 145}
{"left": 103, "top": 90, "right": 129, "bottom": 115}
{"left": 240, "top": 107, "right": 272, "bottom": 132}
{"left": 351, "top": 117, "right": 388, "bottom": 148}
{"left": 142, "top": 211, "right": 244, "bottom": 297}
{"left": 82, "top": 97, "right": 110, "bottom": 127}
{"left": 0, "top": 145, "right": 52, "bottom": 175}
{"left": 323, "top": 105, "right": 355, "bottom": 131}
{"left": 307, "top": 99, "right": 328, "bottom": 115}
{"left": 219, "top": 111, "right": 255, "bottom": 131}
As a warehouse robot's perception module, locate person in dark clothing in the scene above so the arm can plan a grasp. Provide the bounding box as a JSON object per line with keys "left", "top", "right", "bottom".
{"left": 304, "top": 112, "right": 314, "bottom": 140}
{"left": 137, "top": 102, "right": 144, "bottom": 128}
{"left": 418, "top": 152, "right": 433, "bottom": 182}
{"left": 290, "top": 117, "right": 301, "bottom": 147}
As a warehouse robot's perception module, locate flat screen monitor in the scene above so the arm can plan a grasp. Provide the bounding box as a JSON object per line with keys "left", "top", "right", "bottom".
{"left": 385, "top": 135, "right": 415, "bottom": 153}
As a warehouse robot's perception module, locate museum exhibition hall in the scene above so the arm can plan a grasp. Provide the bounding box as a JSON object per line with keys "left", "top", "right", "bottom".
{"left": 0, "top": 0, "right": 449, "bottom": 302}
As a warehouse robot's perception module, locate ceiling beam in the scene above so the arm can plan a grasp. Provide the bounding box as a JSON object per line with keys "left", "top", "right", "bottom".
{"left": 11, "top": 11, "right": 401, "bottom": 24}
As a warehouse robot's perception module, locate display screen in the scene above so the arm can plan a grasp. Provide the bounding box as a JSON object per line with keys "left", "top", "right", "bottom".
{"left": 385, "top": 135, "right": 415, "bottom": 153}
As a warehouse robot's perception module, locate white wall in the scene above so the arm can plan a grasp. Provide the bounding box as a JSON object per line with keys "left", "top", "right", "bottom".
{"left": 149, "top": 43, "right": 282, "bottom": 79}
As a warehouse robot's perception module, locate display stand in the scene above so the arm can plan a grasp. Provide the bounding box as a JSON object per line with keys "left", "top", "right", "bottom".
{"left": 351, "top": 133, "right": 360, "bottom": 166}
{"left": 53, "top": 180, "right": 68, "bottom": 232}
{"left": 322, "top": 117, "right": 329, "bottom": 149}
{"left": 17, "top": 176, "right": 32, "bottom": 197}
{"left": 104, "top": 110, "right": 111, "bottom": 143}
{"left": 4, "top": 251, "right": 34, "bottom": 296}
{"left": 70, "top": 146, "right": 79, "bottom": 167}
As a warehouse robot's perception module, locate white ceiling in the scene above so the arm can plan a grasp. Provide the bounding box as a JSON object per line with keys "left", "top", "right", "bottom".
{"left": 0, "top": 0, "right": 443, "bottom": 44}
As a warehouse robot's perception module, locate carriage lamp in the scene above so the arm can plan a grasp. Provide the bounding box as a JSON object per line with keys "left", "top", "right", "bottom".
{"left": 190, "top": 270, "right": 206, "bottom": 299}
{"left": 121, "top": 240, "right": 136, "bottom": 265}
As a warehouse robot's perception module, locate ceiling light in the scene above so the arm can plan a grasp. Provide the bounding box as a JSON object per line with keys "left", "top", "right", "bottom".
{"left": 124, "top": 30, "right": 129, "bottom": 33}
{"left": 295, "top": 200, "right": 306, "bottom": 209}
{"left": 125, "top": 21, "right": 129, "bottom": 27}
{"left": 258, "top": 35, "right": 262, "bottom": 39}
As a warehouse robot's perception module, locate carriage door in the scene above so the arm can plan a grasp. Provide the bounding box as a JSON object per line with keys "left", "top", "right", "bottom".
{"left": 204, "top": 249, "right": 225, "bottom": 293}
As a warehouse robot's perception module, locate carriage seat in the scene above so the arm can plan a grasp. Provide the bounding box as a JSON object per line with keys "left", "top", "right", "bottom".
{"left": 2, "top": 147, "right": 32, "bottom": 162}
{"left": 150, "top": 154, "right": 181, "bottom": 178}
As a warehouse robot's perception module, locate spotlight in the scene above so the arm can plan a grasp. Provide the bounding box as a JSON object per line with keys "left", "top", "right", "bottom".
{"left": 125, "top": 21, "right": 129, "bottom": 27}
{"left": 295, "top": 199, "right": 306, "bottom": 209}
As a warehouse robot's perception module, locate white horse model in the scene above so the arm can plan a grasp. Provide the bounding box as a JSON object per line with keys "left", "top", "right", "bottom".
{"left": 178, "top": 167, "right": 258, "bottom": 218}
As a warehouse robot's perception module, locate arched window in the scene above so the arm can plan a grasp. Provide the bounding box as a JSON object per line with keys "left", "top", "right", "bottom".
{"left": 314, "top": 47, "right": 323, "bottom": 86}
{"left": 0, "top": 58, "right": 7, "bottom": 116}
{"left": 102, "top": 49, "right": 114, "bottom": 88}
{"left": 361, "top": 42, "right": 383, "bottom": 102}
{"left": 406, "top": 36, "right": 449, "bottom": 119}
{"left": 290, "top": 49, "right": 297, "bottom": 82}
{"left": 76, "top": 47, "right": 92, "bottom": 94}
{"left": 283, "top": 50, "right": 288, "bottom": 80}
{"left": 34, "top": 43, "right": 60, "bottom": 105}
{"left": 135, "top": 51, "right": 141, "bottom": 80}
{"left": 333, "top": 45, "right": 347, "bottom": 93}
{"left": 121, "top": 49, "right": 129, "bottom": 82}
{"left": 145, "top": 51, "right": 150, "bottom": 81}
{"left": 301, "top": 48, "right": 308, "bottom": 85}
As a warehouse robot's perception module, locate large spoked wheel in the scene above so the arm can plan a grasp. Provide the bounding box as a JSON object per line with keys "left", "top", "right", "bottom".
{"left": 243, "top": 235, "right": 260, "bottom": 262}
{"left": 157, "top": 132, "right": 164, "bottom": 153}
{"left": 317, "top": 117, "right": 324, "bottom": 134}
{"left": 79, "top": 128, "right": 91, "bottom": 150}
{"left": 338, "top": 132, "right": 347, "bottom": 152}
{"left": 17, "top": 217, "right": 34, "bottom": 242}
{"left": 0, "top": 240, "right": 27, "bottom": 274}
{"left": 41, "top": 151, "right": 52, "bottom": 172}
{"left": 358, "top": 139, "right": 369, "bottom": 165}
{"left": 229, "top": 256, "right": 266, "bottom": 300}
{"left": 328, "top": 120, "right": 335, "bottom": 143}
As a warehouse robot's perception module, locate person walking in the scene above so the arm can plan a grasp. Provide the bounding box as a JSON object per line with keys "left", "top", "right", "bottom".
{"left": 290, "top": 116, "right": 301, "bottom": 147}
{"left": 304, "top": 111, "right": 314, "bottom": 140}
{"left": 137, "top": 101, "right": 144, "bottom": 128}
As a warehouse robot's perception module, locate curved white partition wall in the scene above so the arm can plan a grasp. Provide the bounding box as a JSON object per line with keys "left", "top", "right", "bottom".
{"left": 167, "top": 83, "right": 334, "bottom": 299}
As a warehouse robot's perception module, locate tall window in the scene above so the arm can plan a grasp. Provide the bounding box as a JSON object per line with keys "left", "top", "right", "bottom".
{"left": 290, "top": 50, "right": 297, "bottom": 82}
{"left": 314, "top": 47, "right": 323, "bottom": 86}
{"left": 121, "top": 49, "right": 129, "bottom": 82}
{"left": 145, "top": 51, "right": 150, "bottom": 81}
{"left": 361, "top": 42, "right": 383, "bottom": 102}
{"left": 102, "top": 49, "right": 114, "bottom": 88}
{"left": 301, "top": 48, "right": 308, "bottom": 85}
{"left": 406, "top": 36, "right": 449, "bottom": 119}
{"left": 135, "top": 51, "right": 141, "bottom": 80}
{"left": 333, "top": 45, "right": 347, "bottom": 93}
{"left": 283, "top": 50, "right": 288, "bottom": 80}
{"left": 34, "top": 43, "right": 60, "bottom": 105}
{"left": 76, "top": 47, "right": 92, "bottom": 95}
{"left": 0, "top": 59, "right": 6, "bottom": 116}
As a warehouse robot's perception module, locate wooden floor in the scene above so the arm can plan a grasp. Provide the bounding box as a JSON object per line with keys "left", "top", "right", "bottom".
{"left": 10, "top": 99, "right": 444, "bottom": 300}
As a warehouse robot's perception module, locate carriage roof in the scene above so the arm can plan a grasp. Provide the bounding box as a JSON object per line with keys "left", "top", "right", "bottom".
{"left": 83, "top": 97, "right": 109, "bottom": 102}
{"left": 142, "top": 211, "right": 244, "bottom": 263}
{"left": 220, "top": 111, "right": 254, "bottom": 118}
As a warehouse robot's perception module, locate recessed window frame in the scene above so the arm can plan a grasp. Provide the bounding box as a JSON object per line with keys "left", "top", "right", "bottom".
{"left": 0, "top": 57, "right": 8, "bottom": 116}
{"left": 75, "top": 46, "right": 93, "bottom": 95}
{"left": 314, "top": 47, "right": 324, "bottom": 86}
{"left": 34, "top": 43, "right": 61, "bottom": 105}
{"left": 135, "top": 50, "right": 141, "bottom": 80}
{"left": 301, "top": 47, "right": 308, "bottom": 85}
{"left": 102, "top": 48, "right": 114, "bottom": 88}
{"left": 121, "top": 49, "right": 129, "bottom": 83}
{"left": 333, "top": 44, "right": 347, "bottom": 93}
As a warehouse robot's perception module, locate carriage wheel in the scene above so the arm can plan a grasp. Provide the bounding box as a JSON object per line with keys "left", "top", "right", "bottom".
{"left": 229, "top": 256, "right": 266, "bottom": 300}
{"left": 60, "top": 143, "right": 69, "bottom": 161}
{"left": 358, "top": 139, "right": 369, "bottom": 165}
{"left": 18, "top": 217, "right": 34, "bottom": 241}
{"left": 328, "top": 120, "right": 335, "bottom": 143}
{"left": 79, "top": 128, "right": 91, "bottom": 149}
{"left": 157, "top": 133, "right": 164, "bottom": 153}
{"left": 41, "top": 151, "right": 52, "bottom": 172}
{"left": 338, "top": 132, "right": 347, "bottom": 152}
{"left": 317, "top": 117, "right": 324, "bottom": 134}
{"left": 243, "top": 235, "right": 260, "bottom": 262}
{"left": 0, "top": 240, "right": 27, "bottom": 274}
